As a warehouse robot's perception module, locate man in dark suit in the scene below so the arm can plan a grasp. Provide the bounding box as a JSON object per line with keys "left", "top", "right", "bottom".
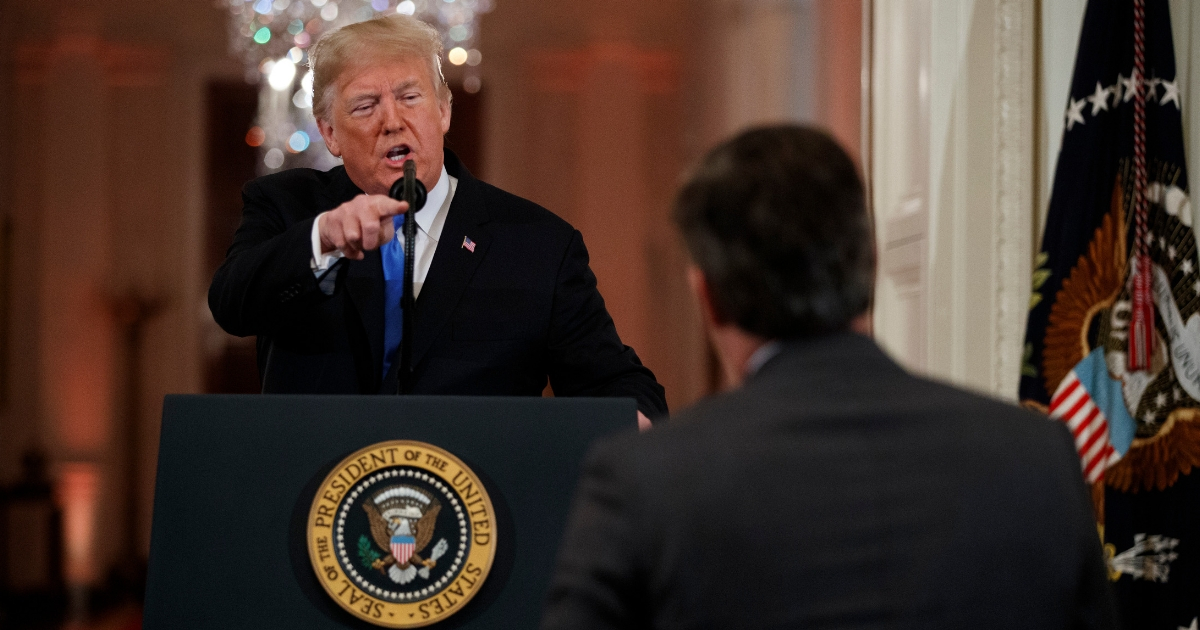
{"left": 208, "top": 14, "right": 666, "bottom": 422}
{"left": 541, "top": 126, "right": 1117, "bottom": 629}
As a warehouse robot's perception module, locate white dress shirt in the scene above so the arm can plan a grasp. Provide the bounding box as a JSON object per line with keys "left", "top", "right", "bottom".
{"left": 310, "top": 165, "right": 456, "bottom": 298}
{"left": 744, "top": 340, "right": 783, "bottom": 378}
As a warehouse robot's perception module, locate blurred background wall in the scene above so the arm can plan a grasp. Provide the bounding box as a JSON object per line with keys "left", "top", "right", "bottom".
{"left": 0, "top": 1, "right": 237, "bottom": 614}
{"left": 0, "top": 0, "right": 863, "bottom": 618}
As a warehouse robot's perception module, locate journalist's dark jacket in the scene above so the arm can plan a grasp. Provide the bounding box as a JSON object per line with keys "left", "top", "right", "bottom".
{"left": 542, "top": 333, "right": 1116, "bottom": 630}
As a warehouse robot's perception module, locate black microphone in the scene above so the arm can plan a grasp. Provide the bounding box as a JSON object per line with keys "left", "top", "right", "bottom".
{"left": 389, "top": 160, "right": 427, "bottom": 212}
{"left": 388, "top": 160, "right": 427, "bottom": 394}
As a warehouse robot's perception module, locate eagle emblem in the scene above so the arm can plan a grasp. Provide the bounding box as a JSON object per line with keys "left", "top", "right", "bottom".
{"left": 363, "top": 485, "right": 449, "bottom": 585}
{"left": 1035, "top": 167, "right": 1200, "bottom": 517}
{"left": 307, "top": 440, "right": 496, "bottom": 627}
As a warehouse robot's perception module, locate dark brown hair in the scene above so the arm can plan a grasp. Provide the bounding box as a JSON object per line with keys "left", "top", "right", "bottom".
{"left": 674, "top": 125, "right": 873, "bottom": 339}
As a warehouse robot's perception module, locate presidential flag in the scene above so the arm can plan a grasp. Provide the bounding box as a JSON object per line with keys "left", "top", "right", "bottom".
{"left": 1019, "top": 1, "right": 1198, "bottom": 626}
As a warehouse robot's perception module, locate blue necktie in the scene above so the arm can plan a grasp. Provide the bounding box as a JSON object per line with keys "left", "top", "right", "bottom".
{"left": 381, "top": 214, "right": 405, "bottom": 379}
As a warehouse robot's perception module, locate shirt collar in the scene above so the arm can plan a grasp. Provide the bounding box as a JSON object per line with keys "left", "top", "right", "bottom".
{"left": 415, "top": 164, "right": 451, "bottom": 239}
{"left": 744, "top": 340, "right": 783, "bottom": 378}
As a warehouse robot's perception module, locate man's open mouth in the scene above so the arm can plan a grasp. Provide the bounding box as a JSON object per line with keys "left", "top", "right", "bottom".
{"left": 386, "top": 145, "right": 411, "bottom": 164}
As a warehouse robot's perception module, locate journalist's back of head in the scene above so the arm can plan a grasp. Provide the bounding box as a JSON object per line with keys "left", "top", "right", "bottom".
{"left": 541, "top": 126, "right": 1117, "bottom": 630}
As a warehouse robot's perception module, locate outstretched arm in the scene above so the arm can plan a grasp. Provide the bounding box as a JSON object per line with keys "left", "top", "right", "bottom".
{"left": 545, "top": 230, "right": 668, "bottom": 419}
{"left": 208, "top": 179, "right": 405, "bottom": 337}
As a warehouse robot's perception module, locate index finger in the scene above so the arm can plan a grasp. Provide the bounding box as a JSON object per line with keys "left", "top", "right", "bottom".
{"left": 371, "top": 196, "right": 407, "bottom": 219}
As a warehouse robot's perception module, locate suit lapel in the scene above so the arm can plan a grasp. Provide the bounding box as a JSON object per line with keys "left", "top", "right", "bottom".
{"left": 344, "top": 251, "right": 385, "bottom": 379}
{"left": 320, "top": 156, "right": 487, "bottom": 381}
{"left": 411, "top": 157, "right": 491, "bottom": 368}
{"left": 322, "top": 167, "right": 385, "bottom": 385}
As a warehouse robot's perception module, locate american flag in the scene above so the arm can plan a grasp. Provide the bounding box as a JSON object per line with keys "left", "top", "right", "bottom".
{"left": 1051, "top": 374, "right": 1119, "bottom": 483}
{"left": 1047, "top": 348, "right": 1134, "bottom": 484}
{"left": 462, "top": 236, "right": 476, "bottom": 252}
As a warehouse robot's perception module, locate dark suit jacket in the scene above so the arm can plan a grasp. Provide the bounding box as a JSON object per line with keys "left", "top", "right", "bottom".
{"left": 542, "top": 333, "right": 1117, "bottom": 630}
{"left": 208, "top": 150, "right": 667, "bottom": 415}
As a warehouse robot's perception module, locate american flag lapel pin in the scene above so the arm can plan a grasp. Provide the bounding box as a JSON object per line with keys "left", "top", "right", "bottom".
{"left": 462, "top": 236, "right": 477, "bottom": 252}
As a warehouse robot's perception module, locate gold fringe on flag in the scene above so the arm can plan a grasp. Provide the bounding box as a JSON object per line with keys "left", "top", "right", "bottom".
{"left": 1107, "top": 408, "right": 1200, "bottom": 493}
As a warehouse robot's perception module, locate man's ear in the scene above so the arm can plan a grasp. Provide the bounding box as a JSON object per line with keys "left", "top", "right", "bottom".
{"left": 439, "top": 97, "right": 452, "bottom": 135}
{"left": 317, "top": 117, "right": 341, "bottom": 157}
{"left": 686, "top": 266, "right": 726, "bottom": 329}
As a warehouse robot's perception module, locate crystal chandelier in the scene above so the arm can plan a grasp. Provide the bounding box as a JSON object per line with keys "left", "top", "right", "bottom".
{"left": 221, "top": 0, "right": 492, "bottom": 173}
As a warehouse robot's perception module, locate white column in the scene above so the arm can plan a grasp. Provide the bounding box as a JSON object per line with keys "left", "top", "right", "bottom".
{"left": 1173, "top": 0, "right": 1200, "bottom": 227}
{"left": 871, "top": 0, "right": 1035, "bottom": 399}
{"left": 871, "top": 0, "right": 931, "bottom": 372}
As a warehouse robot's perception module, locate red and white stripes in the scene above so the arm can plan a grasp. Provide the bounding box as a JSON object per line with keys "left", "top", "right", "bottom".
{"left": 1050, "top": 373, "right": 1122, "bottom": 483}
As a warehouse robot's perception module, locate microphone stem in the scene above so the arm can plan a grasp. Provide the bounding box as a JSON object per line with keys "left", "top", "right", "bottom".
{"left": 399, "top": 216, "right": 416, "bottom": 394}
{"left": 398, "top": 162, "right": 418, "bottom": 394}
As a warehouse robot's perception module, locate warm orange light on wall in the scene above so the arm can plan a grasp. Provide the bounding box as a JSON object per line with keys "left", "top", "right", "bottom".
{"left": 58, "top": 462, "right": 100, "bottom": 585}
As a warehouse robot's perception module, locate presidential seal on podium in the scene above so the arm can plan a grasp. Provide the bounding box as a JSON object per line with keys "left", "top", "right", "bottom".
{"left": 307, "top": 440, "right": 497, "bottom": 627}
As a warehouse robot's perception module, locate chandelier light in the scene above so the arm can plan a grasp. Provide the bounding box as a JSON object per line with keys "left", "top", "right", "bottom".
{"left": 221, "top": 0, "right": 492, "bottom": 173}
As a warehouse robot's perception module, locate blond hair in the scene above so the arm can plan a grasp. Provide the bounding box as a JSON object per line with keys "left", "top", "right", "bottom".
{"left": 309, "top": 14, "right": 451, "bottom": 121}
